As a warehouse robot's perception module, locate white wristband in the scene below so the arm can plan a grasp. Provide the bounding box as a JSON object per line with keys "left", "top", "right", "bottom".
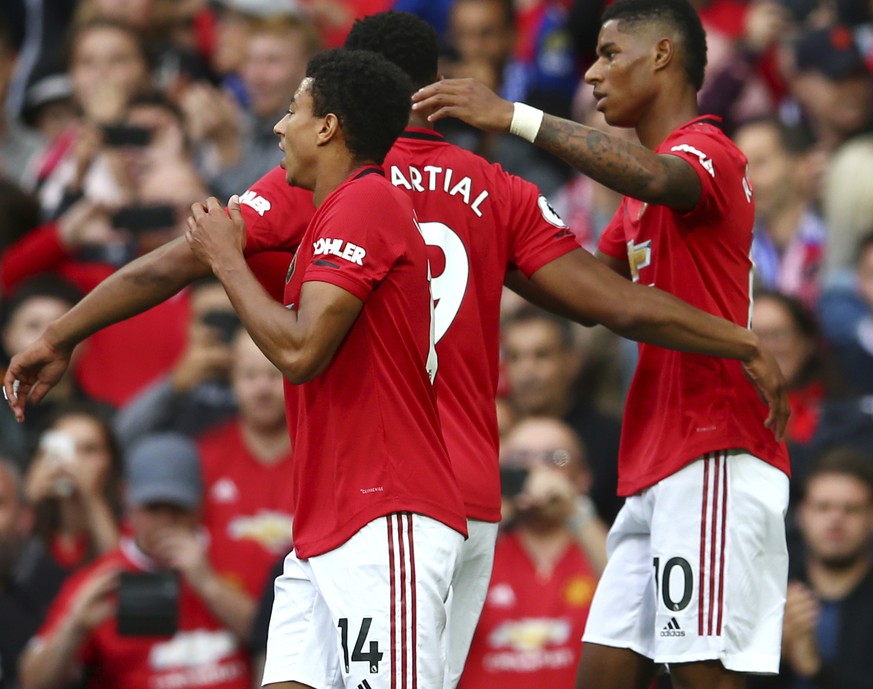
{"left": 509, "top": 102, "right": 544, "bottom": 143}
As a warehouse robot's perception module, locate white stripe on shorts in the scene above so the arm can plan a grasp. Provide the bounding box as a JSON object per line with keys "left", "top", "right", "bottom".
{"left": 388, "top": 514, "right": 417, "bottom": 689}
{"left": 698, "top": 451, "right": 728, "bottom": 637}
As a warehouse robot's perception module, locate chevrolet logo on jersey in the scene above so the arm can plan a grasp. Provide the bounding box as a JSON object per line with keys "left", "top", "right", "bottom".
{"left": 627, "top": 239, "right": 652, "bottom": 283}
{"left": 312, "top": 238, "right": 366, "bottom": 266}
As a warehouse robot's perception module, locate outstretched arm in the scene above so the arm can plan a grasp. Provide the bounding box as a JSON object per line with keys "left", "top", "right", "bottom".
{"left": 411, "top": 78, "right": 700, "bottom": 210}
{"left": 4, "top": 238, "right": 211, "bottom": 422}
{"left": 186, "top": 197, "right": 362, "bottom": 384}
{"left": 512, "top": 249, "right": 789, "bottom": 441}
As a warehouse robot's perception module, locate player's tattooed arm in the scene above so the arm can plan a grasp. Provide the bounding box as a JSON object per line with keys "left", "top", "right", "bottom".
{"left": 412, "top": 78, "right": 701, "bottom": 210}
{"left": 535, "top": 115, "right": 701, "bottom": 211}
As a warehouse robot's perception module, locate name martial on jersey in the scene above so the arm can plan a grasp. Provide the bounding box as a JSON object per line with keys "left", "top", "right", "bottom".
{"left": 390, "top": 165, "right": 490, "bottom": 218}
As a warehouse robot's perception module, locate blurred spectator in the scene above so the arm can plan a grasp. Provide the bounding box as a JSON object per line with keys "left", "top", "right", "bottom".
{"left": 18, "top": 433, "right": 252, "bottom": 689}
{"left": 786, "top": 25, "right": 873, "bottom": 152}
{"left": 820, "top": 133, "right": 873, "bottom": 286}
{"left": 749, "top": 446, "right": 873, "bottom": 689}
{"left": 0, "top": 276, "right": 83, "bottom": 465}
{"left": 697, "top": 0, "right": 795, "bottom": 136}
{"left": 0, "top": 18, "right": 45, "bottom": 189}
{"left": 501, "top": 305, "right": 622, "bottom": 524}
{"left": 734, "top": 116, "right": 824, "bottom": 306}
{"left": 114, "top": 278, "right": 238, "bottom": 447}
{"left": 20, "top": 68, "right": 77, "bottom": 144}
{"left": 440, "top": 0, "right": 571, "bottom": 196}
{"left": 200, "top": 330, "right": 293, "bottom": 604}
{"left": 36, "top": 18, "right": 154, "bottom": 215}
{"left": 25, "top": 405, "right": 122, "bottom": 572}
{"left": 0, "top": 458, "right": 66, "bottom": 689}
{"left": 751, "top": 291, "right": 849, "bottom": 466}
{"left": 458, "top": 417, "right": 603, "bottom": 688}
{"left": 819, "top": 230, "right": 873, "bottom": 394}
{"left": 183, "top": 14, "right": 320, "bottom": 201}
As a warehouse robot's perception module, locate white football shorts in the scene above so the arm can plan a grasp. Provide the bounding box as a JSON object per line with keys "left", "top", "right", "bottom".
{"left": 582, "top": 450, "right": 789, "bottom": 674}
{"left": 443, "top": 519, "right": 499, "bottom": 689}
{"left": 263, "top": 513, "right": 464, "bottom": 689}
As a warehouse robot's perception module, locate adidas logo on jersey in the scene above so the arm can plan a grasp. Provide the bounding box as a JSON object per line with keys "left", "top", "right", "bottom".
{"left": 660, "top": 617, "right": 685, "bottom": 637}
{"left": 356, "top": 680, "right": 374, "bottom": 689}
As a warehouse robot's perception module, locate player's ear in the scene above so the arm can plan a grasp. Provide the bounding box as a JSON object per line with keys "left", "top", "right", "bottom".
{"left": 653, "top": 36, "right": 675, "bottom": 73}
{"left": 317, "top": 113, "right": 340, "bottom": 147}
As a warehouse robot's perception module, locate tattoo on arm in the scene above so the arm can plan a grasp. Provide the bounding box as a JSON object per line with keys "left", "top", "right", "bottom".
{"left": 536, "top": 115, "right": 698, "bottom": 209}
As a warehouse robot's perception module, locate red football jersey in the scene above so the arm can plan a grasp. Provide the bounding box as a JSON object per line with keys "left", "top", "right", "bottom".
{"left": 35, "top": 539, "right": 250, "bottom": 689}
{"left": 199, "top": 422, "right": 294, "bottom": 597}
{"left": 282, "top": 166, "right": 467, "bottom": 558}
{"left": 597, "top": 116, "right": 790, "bottom": 495}
{"left": 242, "top": 129, "right": 579, "bottom": 523}
{"left": 457, "top": 531, "right": 596, "bottom": 689}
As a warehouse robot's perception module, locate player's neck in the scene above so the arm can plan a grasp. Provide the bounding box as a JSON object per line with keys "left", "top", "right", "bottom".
{"left": 635, "top": 93, "right": 700, "bottom": 150}
{"left": 807, "top": 554, "right": 871, "bottom": 601}
{"left": 407, "top": 110, "right": 434, "bottom": 130}
{"left": 312, "top": 155, "right": 378, "bottom": 206}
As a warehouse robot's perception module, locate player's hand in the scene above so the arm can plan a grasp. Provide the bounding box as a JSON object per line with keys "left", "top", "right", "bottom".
{"left": 4, "top": 336, "right": 73, "bottom": 423}
{"left": 186, "top": 195, "right": 247, "bottom": 271}
{"left": 741, "top": 337, "right": 789, "bottom": 442}
{"left": 412, "top": 78, "right": 514, "bottom": 132}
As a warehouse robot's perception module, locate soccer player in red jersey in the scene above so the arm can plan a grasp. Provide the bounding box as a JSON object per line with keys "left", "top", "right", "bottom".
{"left": 187, "top": 49, "right": 469, "bottom": 689}
{"left": 412, "top": 1, "right": 791, "bottom": 687}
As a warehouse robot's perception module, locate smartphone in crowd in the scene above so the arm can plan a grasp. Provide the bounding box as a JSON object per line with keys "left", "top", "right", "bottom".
{"left": 117, "top": 571, "right": 180, "bottom": 636}
{"left": 112, "top": 205, "right": 177, "bottom": 232}
{"left": 101, "top": 124, "right": 152, "bottom": 148}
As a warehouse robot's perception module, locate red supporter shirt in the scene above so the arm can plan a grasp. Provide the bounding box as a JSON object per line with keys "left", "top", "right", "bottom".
{"left": 34, "top": 539, "right": 250, "bottom": 689}
{"left": 597, "top": 116, "right": 790, "bottom": 495}
{"left": 199, "top": 422, "right": 294, "bottom": 597}
{"left": 280, "top": 166, "right": 466, "bottom": 558}
{"left": 457, "top": 531, "right": 596, "bottom": 689}
{"left": 242, "top": 129, "right": 579, "bottom": 523}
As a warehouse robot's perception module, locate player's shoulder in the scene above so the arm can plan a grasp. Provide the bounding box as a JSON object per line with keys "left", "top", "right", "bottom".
{"left": 664, "top": 116, "right": 747, "bottom": 177}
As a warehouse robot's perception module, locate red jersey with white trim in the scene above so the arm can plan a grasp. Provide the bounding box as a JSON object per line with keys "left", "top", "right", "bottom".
{"left": 283, "top": 166, "right": 466, "bottom": 559}
{"left": 34, "top": 539, "right": 250, "bottom": 689}
{"left": 597, "top": 116, "right": 790, "bottom": 496}
{"left": 457, "top": 531, "right": 596, "bottom": 689}
{"left": 199, "top": 421, "right": 294, "bottom": 597}
{"left": 241, "top": 129, "right": 580, "bottom": 523}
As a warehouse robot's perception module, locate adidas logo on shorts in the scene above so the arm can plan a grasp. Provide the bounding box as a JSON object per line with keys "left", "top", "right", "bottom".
{"left": 356, "top": 681, "right": 374, "bottom": 689}
{"left": 660, "top": 617, "right": 686, "bottom": 637}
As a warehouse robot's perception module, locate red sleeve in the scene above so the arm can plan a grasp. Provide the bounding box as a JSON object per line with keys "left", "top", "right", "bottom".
{"left": 35, "top": 565, "right": 104, "bottom": 665}
{"left": 301, "top": 184, "right": 406, "bottom": 303}
{"left": 663, "top": 129, "right": 736, "bottom": 219}
{"left": 240, "top": 167, "right": 315, "bottom": 255}
{"left": 596, "top": 205, "right": 628, "bottom": 260}
{"left": 505, "top": 174, "right": 580, "bottom": 276}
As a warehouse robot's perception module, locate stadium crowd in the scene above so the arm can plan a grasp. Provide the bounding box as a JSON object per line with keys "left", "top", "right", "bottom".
{"left": 1, "top": 0, "right": 873, "bottom": 688}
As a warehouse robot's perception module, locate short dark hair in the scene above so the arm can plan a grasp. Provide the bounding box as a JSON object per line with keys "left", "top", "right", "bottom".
{"left": 602, "top": 0, "right": 707, "bottom": 91}
{"left": 803, "top": 446, "right": 873, "bottom": 502}
{"left": 305, "top": 48, "right": 413, "bottom": 164}
{"left": 344, "top": 11, "right": 439, "bottom": 90}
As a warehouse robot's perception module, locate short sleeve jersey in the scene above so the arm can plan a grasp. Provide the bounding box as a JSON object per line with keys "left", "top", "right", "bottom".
{"left": 34, "top": 540, "right": 250, "bottom": 689}
{"left": 239, "top": 129, "right": 580, "bottom": 523}
{"left": 597, "top": 116, "right": 790, "bottom": 495}
{"left": 199, "top": 421, "right": 295, "bottom": 597}
{"left": 282, "top": 166, "right": 467, "bottom": 558}
{"left": 457, "top": 531, "right": 596, "bottom": 689}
